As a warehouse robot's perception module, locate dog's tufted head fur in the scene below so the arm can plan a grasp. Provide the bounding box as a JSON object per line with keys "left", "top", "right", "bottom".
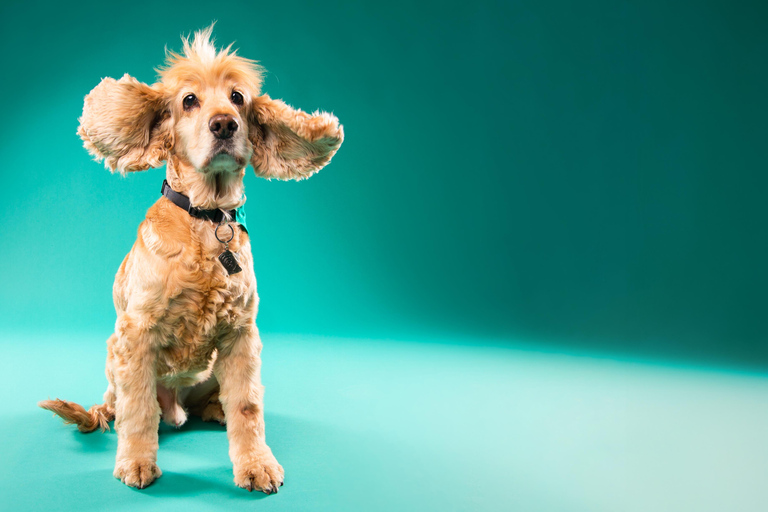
{"left": 77, "top": 25, "right": 344, "bottom": 194}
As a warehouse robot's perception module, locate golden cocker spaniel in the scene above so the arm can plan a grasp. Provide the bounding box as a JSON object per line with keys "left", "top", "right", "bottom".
{"left": 39, "top": 25, "right": 343, "bottom": 493}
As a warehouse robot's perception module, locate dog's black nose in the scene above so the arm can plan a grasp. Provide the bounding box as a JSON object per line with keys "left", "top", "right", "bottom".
{"left": 209, "top": 114, "right": 238, "bottom": 140}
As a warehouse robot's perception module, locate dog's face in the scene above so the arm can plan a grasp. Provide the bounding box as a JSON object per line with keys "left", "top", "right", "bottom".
{"left": 159, "top": 38, "right": 264, "bottom": 177}
{"left": 170, "top": 77, "right": 253, "bottom": 174}
{"left": 77, "top": 26, "right": 344, "bottom": 183}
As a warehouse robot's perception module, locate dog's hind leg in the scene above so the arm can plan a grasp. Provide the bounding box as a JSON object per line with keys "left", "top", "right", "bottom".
{"left": 157, "top": 384, "right": 187, "bottom": 427}
{"left": 186, "top": 372, "right": 226, "bottom": 425}
{"left": 102, "top": 333, "right": 117, "bottom": 415}
{"left": 200, "top": 390, "right": 226, "bottom": 424}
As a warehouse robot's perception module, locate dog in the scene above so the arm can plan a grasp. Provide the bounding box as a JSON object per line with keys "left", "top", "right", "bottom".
{"left": 38, "top": 26, "right": 343, "bottom": 493}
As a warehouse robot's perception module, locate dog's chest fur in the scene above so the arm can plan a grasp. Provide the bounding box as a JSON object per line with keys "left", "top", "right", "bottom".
{"left": 114, "top": 198, "right": 257, "bottom": 381}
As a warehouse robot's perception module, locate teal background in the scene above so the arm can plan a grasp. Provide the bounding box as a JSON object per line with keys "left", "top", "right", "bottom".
{"left": 1, "top": 0, "right": 767, "bottom": 511}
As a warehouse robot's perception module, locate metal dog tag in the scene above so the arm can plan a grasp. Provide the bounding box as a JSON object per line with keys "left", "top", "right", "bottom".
{"left": 215, "top": 220, "right": 242, "bottom": 275}
{"left": 218, "top": 250, "right": 242, "bottom": 275}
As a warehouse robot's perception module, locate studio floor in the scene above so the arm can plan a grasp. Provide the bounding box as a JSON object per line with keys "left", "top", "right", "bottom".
{"left": 1, "top": 332, "right": 766, "bottom": 511}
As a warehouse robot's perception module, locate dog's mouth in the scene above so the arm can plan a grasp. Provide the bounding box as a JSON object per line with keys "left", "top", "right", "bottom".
{"left": 202, "top": 144, "right": 246, "bottom": 173}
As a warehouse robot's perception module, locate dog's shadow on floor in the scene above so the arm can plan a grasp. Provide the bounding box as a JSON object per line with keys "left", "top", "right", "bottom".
{"left": 140, "top": 470, "right": 272, "bottom": 500}
{"left": 159, "top": 415, "right": 227, "bottom": 435}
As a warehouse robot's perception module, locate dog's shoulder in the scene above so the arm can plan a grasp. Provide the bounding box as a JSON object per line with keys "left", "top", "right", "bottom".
{"left": 136, "top": 198, "right": 192, "bottom": 259}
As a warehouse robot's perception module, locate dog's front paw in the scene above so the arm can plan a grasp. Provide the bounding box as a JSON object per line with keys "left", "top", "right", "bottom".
{"left": 114, "top": 458, "right": 162, "bottom": 489}
{"left": 234, "top": 450, "right": 284, "bottom": 494}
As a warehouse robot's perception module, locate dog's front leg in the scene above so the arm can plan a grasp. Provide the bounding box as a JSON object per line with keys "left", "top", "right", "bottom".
{"left": 112, "top": 319, "right": 162, "bottom": 488}
{"left": 215, "top": 326, "right": 284, "bottom": 494}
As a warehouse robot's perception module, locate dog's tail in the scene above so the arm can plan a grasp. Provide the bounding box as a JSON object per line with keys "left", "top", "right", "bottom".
{"left": 38, "top": 399, "right": 115, "bottom": 433}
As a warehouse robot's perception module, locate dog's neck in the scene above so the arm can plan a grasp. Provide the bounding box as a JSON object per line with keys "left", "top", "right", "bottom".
{"left": 165, "top": 155, "right": 246, "bottom": 211}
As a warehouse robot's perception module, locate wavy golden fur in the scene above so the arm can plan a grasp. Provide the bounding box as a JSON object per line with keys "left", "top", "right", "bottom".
{"left": 39, "top": 25, "right": 343, "bottom": 493}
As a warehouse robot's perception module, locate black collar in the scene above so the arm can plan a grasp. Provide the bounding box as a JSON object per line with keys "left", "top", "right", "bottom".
{"left": 161, "top": 179, "right": 237, "bottom": 224}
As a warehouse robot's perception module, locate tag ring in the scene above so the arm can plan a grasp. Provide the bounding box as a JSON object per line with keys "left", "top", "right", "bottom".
{"left": 215, "top": 223, "right": 235, "bottom": 244}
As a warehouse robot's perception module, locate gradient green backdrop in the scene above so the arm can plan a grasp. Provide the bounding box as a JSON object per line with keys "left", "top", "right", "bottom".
{"left": 1, "top": 1, "right": 767, "bottom": 511}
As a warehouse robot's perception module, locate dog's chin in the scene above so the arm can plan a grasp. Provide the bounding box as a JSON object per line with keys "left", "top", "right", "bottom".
{"left": 201, "top": 152, "right": 245, "bottom": 174}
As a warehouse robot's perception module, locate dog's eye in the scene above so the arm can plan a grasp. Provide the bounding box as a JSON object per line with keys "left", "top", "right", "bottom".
{"left": 231, "top": 91, "right": 244, "bottom": 106}
{"left": 182, "top": 94, "right": 199, "bottom": 111}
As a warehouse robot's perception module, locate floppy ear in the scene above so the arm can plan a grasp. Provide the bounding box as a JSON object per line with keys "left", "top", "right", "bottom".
{"left": 249, "top": 95, "right": 344, "bottom": 180}
{"left": 78, "top": 74, "right": 172, "bottom": 174}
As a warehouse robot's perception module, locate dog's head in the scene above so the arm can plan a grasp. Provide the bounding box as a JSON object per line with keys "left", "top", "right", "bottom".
{"left": 77, "top": 26, "right": 343, "bottom": 183}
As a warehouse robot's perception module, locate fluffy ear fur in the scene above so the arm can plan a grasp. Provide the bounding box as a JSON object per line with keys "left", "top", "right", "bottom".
{"left": 78, "top": 74, "right": 172, "bottom": 174}
{"left": 249, "top": 95, "right": 344, "bottom": 180}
